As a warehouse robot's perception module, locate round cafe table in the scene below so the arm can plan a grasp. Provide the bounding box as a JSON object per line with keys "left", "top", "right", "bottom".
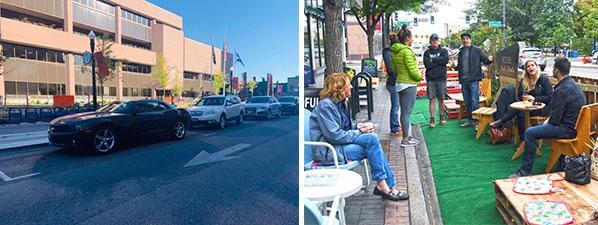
{"left": 304, "top": 169, "right": 362, "bottom": 225}
{"left": 509, "top": 101, "right": 545, "bottom": 160}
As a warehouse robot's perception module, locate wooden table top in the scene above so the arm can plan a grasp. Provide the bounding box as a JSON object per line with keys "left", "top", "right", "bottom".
{"left": 509, "top": 101, "right": 545, "bottom": 112}
{"left": 495, "top": 173, "right": 598, "bottom": 224}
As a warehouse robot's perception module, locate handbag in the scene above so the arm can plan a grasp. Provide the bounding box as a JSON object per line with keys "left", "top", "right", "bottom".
{"left": 490, "top": 127, "right": 512, "bottom": 144}
{"left": 564, "top": 153, "right": 591, "bottom": 185}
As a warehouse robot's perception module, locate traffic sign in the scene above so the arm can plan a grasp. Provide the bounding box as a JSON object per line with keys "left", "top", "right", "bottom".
{"left": 489, "top": 21, "right": 502, "bottom": 27}
{"left": 82, "top": 51, "right": 92, "bottom": 65}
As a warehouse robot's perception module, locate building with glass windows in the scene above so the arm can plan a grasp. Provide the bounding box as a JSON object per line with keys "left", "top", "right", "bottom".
{"left": 0, "top": 0, "right": 224, "bottom": 104}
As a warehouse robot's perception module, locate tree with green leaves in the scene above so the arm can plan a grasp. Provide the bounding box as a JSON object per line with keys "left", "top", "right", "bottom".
{"left": 573, "top": 0, "right": 598, "bottom": 55}
{"left": 150, "top": 54, "right": 178, "bottom": 99}
{"left": 212, "top": 72, "right": 226, "bottom": 95}
{"left": 248, "top": 78, "right": 257, "bottom": 96}
{"left": 351, "top": 0, "right": 425, "bottom": 58}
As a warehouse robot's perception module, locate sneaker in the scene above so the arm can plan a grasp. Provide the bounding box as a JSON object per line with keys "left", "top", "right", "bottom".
{"left": 507, "top": 170, "right": 530, "bottom": 178}
{"left": 460, "top": 121, "right": 475, "bottom": 128}
{"left": 439, "top": 117, "right": 447, "bottom": 125}
{"left": 429, "top": 117, "right": 436, "bottom": 128}
{"left": 401, "top": 137, "right": 419, "bottom": 147}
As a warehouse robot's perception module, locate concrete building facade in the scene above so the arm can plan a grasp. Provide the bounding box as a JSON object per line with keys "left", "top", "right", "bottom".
{"left": 0, "top": 0, "right": 222, "bottom": 104}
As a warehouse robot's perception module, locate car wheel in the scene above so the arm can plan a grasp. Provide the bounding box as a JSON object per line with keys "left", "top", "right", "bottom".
{"left": 265, "top": 110, "right": 272, "bottom": 120}
{"left": 218, "top": 114, "right": 226, "bottom": 129}
{"left": 93, "top": 127, "right": 117, "bottom": 154}
{"left": 236, "top": 112, "right": 243, "bottom": 125}
{"left": 171, "top": 119, "right": 186, "bottom": 140}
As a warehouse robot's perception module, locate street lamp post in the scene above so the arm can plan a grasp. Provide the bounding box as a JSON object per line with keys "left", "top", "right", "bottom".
{"left": 89, "top": 31, "right": 98, "bottom": 110}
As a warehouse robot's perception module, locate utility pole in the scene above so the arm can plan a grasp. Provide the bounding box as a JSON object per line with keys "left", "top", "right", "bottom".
{"left": 502, "top": 0, "right": 506, "bottom": 47}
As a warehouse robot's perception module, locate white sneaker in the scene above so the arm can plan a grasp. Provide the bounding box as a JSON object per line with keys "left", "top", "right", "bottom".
{"left": 401, "top": 137, "right": 419, "bottom": 147}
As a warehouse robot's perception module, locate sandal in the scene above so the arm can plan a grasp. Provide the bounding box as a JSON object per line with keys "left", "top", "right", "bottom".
{"left": 373, "top": 187, "right": 409, "bottom": 201}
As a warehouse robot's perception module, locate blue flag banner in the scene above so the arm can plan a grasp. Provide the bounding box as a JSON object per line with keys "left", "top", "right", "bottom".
{"left": 236, "top": 52, "right": 245, "bottom": 67}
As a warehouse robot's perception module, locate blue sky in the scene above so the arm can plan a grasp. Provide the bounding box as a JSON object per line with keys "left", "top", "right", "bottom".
{"left": 147, "top": 0, "right": 299, "bottom": 83}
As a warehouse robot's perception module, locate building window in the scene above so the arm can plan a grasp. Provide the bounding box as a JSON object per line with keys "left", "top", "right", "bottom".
{"left": 122, "top": 62, "right": 151, "bottom": 74}
{"left": 122, "top": 38, "right": 151, "bottom": 50}
{"left": 184, "top": 71, "right": 200, "bottom": 80}
{"left": 5, "top": 81, "right": 64, "bottom": 95}
{"left": 122, "top": 88, "right": 129, "bottom": 97}
{"left": 131, "top": 88, "right": 139, "bottom": 97}
{"left": 203, "top": 73, "right": 212, "bottom": 81}
{"left": 142, "top": 88, "right": 151, "bottom": 97}
{"left": 109, "top": 87, "right": 116, "bottom": 96}
{"left": 1, "top": 9, "right": 64, "bottom": 31}
{"left": 1, "top": 42, "right": 65, "bottom": 63}
{"left": 122, "top": 9, "right": 150, "bottom": 26}
{"left": 4, "top": 81, "right": 16, "bottom": 95}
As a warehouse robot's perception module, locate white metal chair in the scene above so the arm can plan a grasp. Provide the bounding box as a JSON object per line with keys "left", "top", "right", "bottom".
{"left": 304, "top": 196, "right": 340, "bottom": 225}
{"left": 304, "top": 109, "right": 371, "bottom": 187}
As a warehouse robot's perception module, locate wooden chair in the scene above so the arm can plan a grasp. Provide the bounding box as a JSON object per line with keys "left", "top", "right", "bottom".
{"left": 472, "top": 107, "right": 496, "bottom": 139}
{"left": 545, "top": 103, "right": 598, "bottom": 173}
{"left": 453, "top": 78, "right": 492, "bottom": 121}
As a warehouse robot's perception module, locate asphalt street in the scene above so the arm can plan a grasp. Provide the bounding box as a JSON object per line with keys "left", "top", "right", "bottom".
{"left": 0, "top": 116, "right": 299, "bottom": 225}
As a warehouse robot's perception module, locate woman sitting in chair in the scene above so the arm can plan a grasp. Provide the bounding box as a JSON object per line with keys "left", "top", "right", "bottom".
{"left": 490, "top": 59, "right": 554, "bottom": 140}
{"left": 309, "top": 72, "right": 408, "bottom": 201}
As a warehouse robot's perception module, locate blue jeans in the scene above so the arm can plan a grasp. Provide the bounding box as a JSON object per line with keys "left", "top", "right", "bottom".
{"left": 519, "top": 123, "right": 576, "bottom": 174}
{"left": 343, "top": 133, "right": 396, "bottom": 188}
{"left": 399, "top": 86, "right": 417, "bottom": 139}
{"left": 386, "top": 85, "right": 400, "bottom": 132}
{"left": 461, "top": 81, "right": 480, "bottom": 123}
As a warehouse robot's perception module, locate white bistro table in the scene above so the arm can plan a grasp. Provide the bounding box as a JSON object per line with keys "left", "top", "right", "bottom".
{"left": 304, "top": 169, "right": 363, "bottom": 225}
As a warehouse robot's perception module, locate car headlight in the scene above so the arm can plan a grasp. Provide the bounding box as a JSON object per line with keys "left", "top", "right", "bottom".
{"left": 205, "top": 111, "right": 216, "bottom": 115}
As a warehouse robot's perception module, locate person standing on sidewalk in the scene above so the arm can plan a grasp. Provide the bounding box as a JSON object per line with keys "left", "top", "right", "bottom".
{"left": 423, "top": 34, "right": 449, "bottom": 128}
{"left": 383, "top": 32, "right": 401, "bottom": 136}
{"left": 310, "top": 72, "right": 409, "bottom": 201}
{"left": 456, "top": 32, "right": 493, "bottom": 128}
{"left": 391, "top": 25, "right": 422, "bottom": 146}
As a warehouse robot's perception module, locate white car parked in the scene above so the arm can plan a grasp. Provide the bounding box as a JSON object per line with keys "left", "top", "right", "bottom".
{"left": 187, "top": 95, "right": 244, "bottom": 129}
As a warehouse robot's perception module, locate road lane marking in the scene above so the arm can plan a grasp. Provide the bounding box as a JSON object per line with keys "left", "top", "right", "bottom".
{"left": 0, "top": 170, "right": 41, "bottom": 182}
{"left": 184, "top": 143, "right": 252, "bottom": 167}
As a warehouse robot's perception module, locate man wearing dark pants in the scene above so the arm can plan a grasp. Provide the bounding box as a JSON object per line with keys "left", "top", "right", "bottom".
{"left": 456, "top": 32, "right": 493, "bottom": 128}
{"left": 509, "top": 57, "right": 586, "bottom": 178}
{"left": 423, "top": 34, "right": 449, "bottom": 128}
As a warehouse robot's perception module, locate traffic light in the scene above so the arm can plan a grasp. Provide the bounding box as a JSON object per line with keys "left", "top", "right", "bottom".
{"left": 414, "top": 17, "right": 418, "bottom": 26}
{"left": 431, "top": 16, "right": 435, "bottom": 24}
{"left": 465, "top": 16, "right": 470, "bottom": 24}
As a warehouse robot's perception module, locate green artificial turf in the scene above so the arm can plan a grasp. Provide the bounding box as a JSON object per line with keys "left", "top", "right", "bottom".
{"left": 411, "top": 99, "right": 551, "bottom": 225}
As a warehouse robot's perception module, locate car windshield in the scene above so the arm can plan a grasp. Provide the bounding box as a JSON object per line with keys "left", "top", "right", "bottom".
{"left": 196, "top": 97, "right": 224, "bottom": 106}
{"left": 278, "top": 97, "right": 295, "bottom": 103}
{"left": 249, "top": 97, "right": 269, "bottom": 103}
{"left": 97, "top": 102, "right": 133, "bottom": 113}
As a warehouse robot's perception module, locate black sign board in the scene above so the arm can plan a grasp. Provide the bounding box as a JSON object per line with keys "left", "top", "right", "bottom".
{"left": 304, "top": 87, "right": 322, "bottom": 111}
{"left": 496, "top": 44, "right": 519, "bottom": 79}
{"left": 361, "top": 58, "right": 378, "bottom": 77}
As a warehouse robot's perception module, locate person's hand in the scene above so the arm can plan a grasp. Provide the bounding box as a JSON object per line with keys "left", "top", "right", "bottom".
{"left": 359, "top": 126, "right": 374, "bottom": 133}
{"left": 488, "top": 55, "right": 493, "bottom": 62}
{"left": 528, "top": 95, "right": 535, "bottom": 102}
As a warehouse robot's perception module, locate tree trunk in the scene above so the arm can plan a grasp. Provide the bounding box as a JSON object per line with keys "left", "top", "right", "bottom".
{"left": 323, "top": 0, "right": 344, "bottom": 76}
{"left": 367, "top": 29, "right": 375, "bottom": 59}
{"left": 382, "top": 13, "right": 391, "bottom": 48}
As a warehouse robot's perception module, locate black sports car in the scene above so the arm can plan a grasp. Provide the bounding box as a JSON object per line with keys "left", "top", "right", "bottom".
{"left": 48, "top": 99, "right": 190, "bottom": 154}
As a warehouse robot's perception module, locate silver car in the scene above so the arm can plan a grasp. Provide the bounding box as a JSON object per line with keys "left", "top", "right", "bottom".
{"left": 187, "top": 95, "right": 244, "bottom": 129}
{"left": 244, "top": 96, "right": 282, "bottom": 120}
{"left": 519, "top": 47, "right": 547, "bottom": 71}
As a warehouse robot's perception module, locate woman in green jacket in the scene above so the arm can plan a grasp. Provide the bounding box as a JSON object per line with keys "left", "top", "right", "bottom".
{"left": 390, "top": 25, "right": 422, "bottom": 147}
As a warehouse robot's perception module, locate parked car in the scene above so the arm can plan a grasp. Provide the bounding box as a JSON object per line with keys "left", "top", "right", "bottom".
{"left": 593, "top": 51, "right": 598, "bottom": 64}
{"left": 48, "top": 99, "right": 190, "bottom": 154}
{"left": 187, "top": 95, "right": 244, "bottom": 129}
{"left": 412, "top": 42, "right": 425, "bottom": 57}
{"left": 277, "top": 96, "right": 299, "bottom": 115}
{"left": 519, "top": 47, "right": 546, "bottom": 71}
{"left": 244, "top": 96, "right": 282, "bottom": 120}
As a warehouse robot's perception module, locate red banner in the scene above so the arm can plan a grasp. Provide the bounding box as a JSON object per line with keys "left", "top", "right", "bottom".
{"left": 267, "top": 73, "right": 273, "bottom": 96}
{"left": 94, "top": 52, "right": 109, "bottom": 78}
{"left": 277, "top": 84, "right": 283, "bottom": 93}
{"left": 232, "top": 77, "right": 239, "bottom": 90}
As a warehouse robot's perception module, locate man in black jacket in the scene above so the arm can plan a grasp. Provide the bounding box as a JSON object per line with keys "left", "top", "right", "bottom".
{"left": 509, "top": 57, "right": 586, "bottom": 178}
{"left": 423, "top": 34, "right": 449, "bottom": 128}
{"left": 456, "top": 32, "right": 493, "bottom": 128}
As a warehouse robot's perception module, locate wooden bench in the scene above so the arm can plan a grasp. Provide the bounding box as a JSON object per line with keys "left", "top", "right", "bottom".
{"left": 472, "top": 107, "right": 496, "bottom": 139}
{"left": 494, "top": 173, "right": 598, "bottom": 225}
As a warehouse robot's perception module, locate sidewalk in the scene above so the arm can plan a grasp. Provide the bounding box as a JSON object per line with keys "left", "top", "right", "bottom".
{"left": 0, "top": 122, "right": 49, "bottom": 150}
{"left": 344, "top": 79, "right": 443, "bottom": 225}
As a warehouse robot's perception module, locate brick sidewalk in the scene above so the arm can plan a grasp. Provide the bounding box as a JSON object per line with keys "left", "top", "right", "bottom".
{"left": 344, "top": 79, "right": 442, "bottom": 225}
